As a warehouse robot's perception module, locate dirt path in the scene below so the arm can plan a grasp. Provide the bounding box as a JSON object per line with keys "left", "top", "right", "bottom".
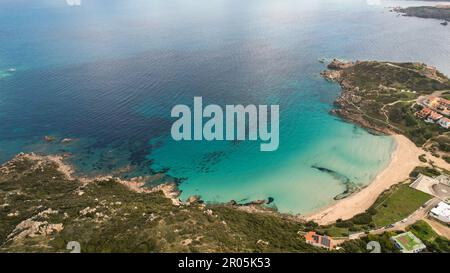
{"left": 424, "top": 218, "right": 450, "bottom": 239}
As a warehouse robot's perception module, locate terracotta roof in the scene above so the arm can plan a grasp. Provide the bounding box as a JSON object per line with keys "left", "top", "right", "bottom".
{"left": 304, "top": 231, "right": 333, "bottom": 249}
{"left": 429, "top": 111, "right": 443, "bottom": 120}
{"left": 439, "top": 98, "right": 450, "bottom": 106}
{"left": 417, "top": 108, "right": 432, "bottom": 118}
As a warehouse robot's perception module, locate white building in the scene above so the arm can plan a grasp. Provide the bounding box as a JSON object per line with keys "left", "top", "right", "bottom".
{"left": 438, "top": 117, "right": 450, "bottom": 129}
{"left": 430, "top": 202, "right": 450, "bottom": 224}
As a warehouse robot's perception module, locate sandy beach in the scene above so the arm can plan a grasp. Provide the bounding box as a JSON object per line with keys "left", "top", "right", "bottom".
{"left": 305, "top": 134, "right": 449, "bottom": 225}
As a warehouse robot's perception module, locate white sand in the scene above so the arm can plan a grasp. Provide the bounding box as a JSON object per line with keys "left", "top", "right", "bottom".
{"left": 305, "top": 135, "right": 449, "bottom": 225}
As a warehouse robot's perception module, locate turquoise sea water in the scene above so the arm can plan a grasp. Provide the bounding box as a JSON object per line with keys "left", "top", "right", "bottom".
{"left": 0, "top": 0, "right": 449, "bottom": 214}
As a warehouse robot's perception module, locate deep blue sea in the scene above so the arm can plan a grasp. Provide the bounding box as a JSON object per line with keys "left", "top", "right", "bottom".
{"left": 0, "top": 0, "right": 449, "bottom": 213}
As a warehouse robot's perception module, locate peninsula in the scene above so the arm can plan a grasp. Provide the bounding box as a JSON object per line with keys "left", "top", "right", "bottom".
{"left": 393, "top": 5, "right": 450, "bottom": 23}
{"left": 322, "top": 59, "right": 450, "bottom": 160}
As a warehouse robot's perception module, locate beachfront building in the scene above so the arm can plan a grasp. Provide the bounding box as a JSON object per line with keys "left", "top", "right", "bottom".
{"left": 421, "top": 96, "right": 445, "bottom": 109}
{"left": 438, "top": 117, "right": 450, "bottom": 129}
{"left": 430, "top": 202, "right": 450, "bottom": 224}
{"left": 415, "top": 107, "right": 445, "bottom": 125}
{"left": 418, "top": 95, "right": 450, "bottom": 117}
{"left": 435, "top": 97, "right": 450, "bottom": 116}
{"left": 416, "top": 107, "right": 450, "bottom": 129}
{"left": 416, "top": 107, "right": 432, "bottom": 119}
{"left": 304, "top": 231, "right": 334, "bottom": 250}
{"left": 426, "top": 111, "right": 443, "bottom": 123}
{"left": 391, "top": 232, "right": 426, "bottom": 253}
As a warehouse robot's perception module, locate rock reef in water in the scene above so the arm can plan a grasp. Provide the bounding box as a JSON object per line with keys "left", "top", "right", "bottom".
{"left": 311, "top": 165, "right": 360, "bottom": 200}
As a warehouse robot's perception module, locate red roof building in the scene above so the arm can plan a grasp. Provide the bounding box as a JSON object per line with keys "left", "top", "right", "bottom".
{"left": 428, "top": 111, "right": 443, "bottom": 121}
{"left": 416, "top": 107, "right": 432, "bottom": 119}
{"left": 304, "top": 231, "right": 334, "bottom": 250}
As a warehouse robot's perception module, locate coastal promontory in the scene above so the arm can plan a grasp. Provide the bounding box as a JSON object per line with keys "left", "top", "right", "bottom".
{"left": 393, "top": 5, "right": 450, "bottom": 23}
{"left": 322, "top": 59, "right": 450, "bottom": 161}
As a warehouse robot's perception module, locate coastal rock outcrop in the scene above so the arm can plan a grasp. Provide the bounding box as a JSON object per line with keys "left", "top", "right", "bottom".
{"left": 186, "top": 195, "right": 202, "bottom": 205}
{"left": 0, "top": 153, "right": 322, "bottom": 253}
{"left": 321, "top": 59, "right": 450, "bottom": 163}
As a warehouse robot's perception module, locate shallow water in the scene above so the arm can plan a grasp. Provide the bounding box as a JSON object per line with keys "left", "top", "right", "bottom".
{"left": 0, "top": 0, "right": 448, "bottom": 213}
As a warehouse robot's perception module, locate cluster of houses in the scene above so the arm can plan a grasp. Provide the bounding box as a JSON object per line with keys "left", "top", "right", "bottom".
{"left": 416, "top": 96, "right": 450, "bottom": 129}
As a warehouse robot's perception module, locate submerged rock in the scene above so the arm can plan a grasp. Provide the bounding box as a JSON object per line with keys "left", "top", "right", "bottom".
{"left": 43, "top": 136, "right": 56, "bottom": 142}
{"left": 61, "top": 138, "right": 75, "bottom": 144}
{"left": 311, "top": 165, "right": 361, "bottom": 200}
{"left": 243, "top": 199, "right": 267, "bottom": 206}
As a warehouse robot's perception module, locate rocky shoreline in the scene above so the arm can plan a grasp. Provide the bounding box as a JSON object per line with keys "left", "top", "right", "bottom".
{"left": 391, "top": 5, "right": 450, "bottom": 25}
{"left": 6, "top": 153, "right": 275, "bottom": 212}
{"left": 320, "top": 59, "right": 450, "bottom": 139}
{"left": 0, "top": 152, "right": 313, "bottom": 252}
{"left": 321, "top": 59, "right": 396, "bottom": 135}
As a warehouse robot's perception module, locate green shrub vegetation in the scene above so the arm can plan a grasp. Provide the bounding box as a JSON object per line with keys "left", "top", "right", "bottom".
{"left": 340, "top": 220, "right": 450, "bottom": 253}
{"left": 371, "top": 185, "right": 431, "bottom": 227}
{"left": 399, "top": 6, "right": 450, "bottom": 22}
{"left": 0, "top": 156, "right": 323, "bottom": 253}
{"left": 409, "top": 166, "right": 441, "bottom": 178}
{"left": 330, "top": 61, "right": 450, "bottom": 153}
{"left": 419, "top": 154, "right": 427, "bottom": 163}
{"left": 407, "top": 220, "right": 450, "bottom": 253}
